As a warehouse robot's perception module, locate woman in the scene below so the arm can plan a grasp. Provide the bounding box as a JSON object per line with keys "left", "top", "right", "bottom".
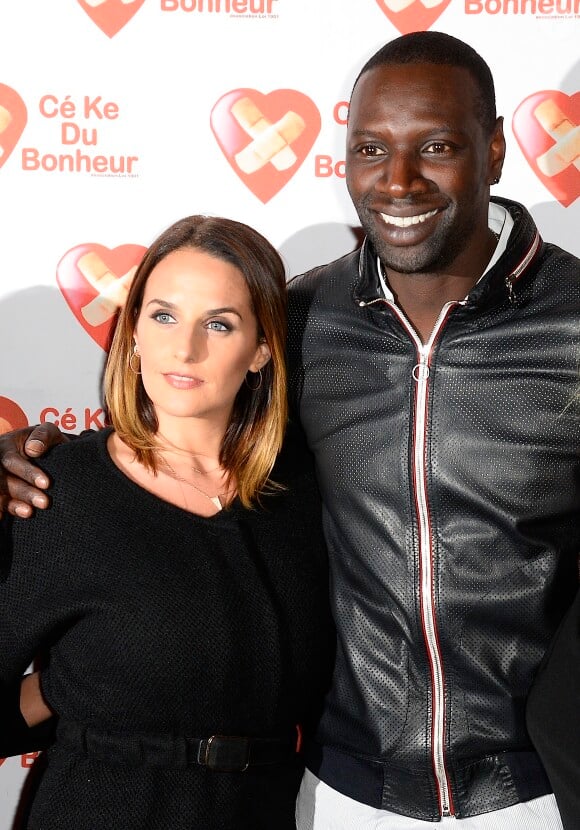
{"left": 0, "top": 215, "right": 334, "bottom": 829}
{"left": 526, "top": 591, "right": 580, "bottom": 829}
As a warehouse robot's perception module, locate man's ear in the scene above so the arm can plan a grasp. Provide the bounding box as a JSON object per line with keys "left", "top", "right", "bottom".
{"left": 488, "top": 116, "right": 506, "bottom": 185}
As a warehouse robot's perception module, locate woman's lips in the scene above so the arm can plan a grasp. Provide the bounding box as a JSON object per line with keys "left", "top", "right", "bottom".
{"left": 163, "top": 373, "right": 204, "bottom": 390}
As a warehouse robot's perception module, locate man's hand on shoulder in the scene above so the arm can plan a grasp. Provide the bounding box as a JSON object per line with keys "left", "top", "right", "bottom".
{"left": 0, "top": 424, "right": 68, "bottom": 518}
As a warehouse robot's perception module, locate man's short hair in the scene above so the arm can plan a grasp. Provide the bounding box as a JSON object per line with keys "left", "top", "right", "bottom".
{"left": 352, "top": 31, "right": 497, "bottom": 135}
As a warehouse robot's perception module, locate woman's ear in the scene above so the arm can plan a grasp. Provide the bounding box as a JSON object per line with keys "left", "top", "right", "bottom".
{"left": 249, "top": 340, "right": 271, "bottom": 373}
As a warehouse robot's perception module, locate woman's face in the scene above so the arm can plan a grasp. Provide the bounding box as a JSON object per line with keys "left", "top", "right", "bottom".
{"left": 133, "top": 247, "right": 270, "bottom": 435}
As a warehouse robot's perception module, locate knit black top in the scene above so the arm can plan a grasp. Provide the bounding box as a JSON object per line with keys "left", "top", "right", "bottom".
{"left": 0, "top": 426, "right": 334, "bottom": 829}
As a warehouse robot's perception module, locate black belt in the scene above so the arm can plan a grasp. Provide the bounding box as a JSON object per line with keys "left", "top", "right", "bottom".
{"left": 56, "top": 721, "right": 298, "bottom": 772}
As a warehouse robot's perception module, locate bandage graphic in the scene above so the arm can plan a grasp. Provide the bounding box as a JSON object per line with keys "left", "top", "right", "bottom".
{"left": 0, "top": 104, "right": 13, "bottom": 160}
{"left": 534, "top": 99, "right": 580, "bottom": 177}
{"left": 84, "top": 0, "right": 137, "bottom": 6}
{"left": 231, "top": 97, "right": 305, "bottom": 174}
{"left": 77, "top": 252, "right": 136, "bottom": 326}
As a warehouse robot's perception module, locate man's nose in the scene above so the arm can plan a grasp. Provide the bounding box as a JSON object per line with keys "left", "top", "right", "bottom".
{"left": 375, "top": 151, "right": 428, "bottom": 198}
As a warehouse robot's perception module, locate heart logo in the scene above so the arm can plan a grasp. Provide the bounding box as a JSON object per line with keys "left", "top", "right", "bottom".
{"left": 0, "top": 83, "right": 27, "bottom": 169}
{"left": 77, "top": 0, "right": 145, "bottom": 38}
{"left": 0, "top": 396, "right": 29, "bottom": 434}
{"left": 374, "top": 0, "right": 452, "bottom": 35}
{"left": 57, "top": 243, "right": 146, "bottom": 351}
{"left": 211, "top": 88, "right": 321, "bottom": 203}
{"left": 513, "top": 91, "right": 580, "bottom": 207}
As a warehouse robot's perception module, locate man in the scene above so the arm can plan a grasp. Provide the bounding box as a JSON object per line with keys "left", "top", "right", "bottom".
{"left": 1, "top": 32, "right": 579, "bottom": 828}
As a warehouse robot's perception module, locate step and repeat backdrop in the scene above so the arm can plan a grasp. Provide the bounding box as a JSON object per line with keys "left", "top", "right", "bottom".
{"left": 0, "top": 0, "right": 578, "bottom": 823}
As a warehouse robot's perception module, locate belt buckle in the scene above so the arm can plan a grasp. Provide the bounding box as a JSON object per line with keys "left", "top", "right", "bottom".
{"left": 201, "top": 735, "right": 250, "bottom": 772}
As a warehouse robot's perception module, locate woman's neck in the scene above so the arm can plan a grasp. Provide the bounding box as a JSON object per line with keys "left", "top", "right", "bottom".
{"left": 154, "top": 416, "right": 226, "bottom": 467}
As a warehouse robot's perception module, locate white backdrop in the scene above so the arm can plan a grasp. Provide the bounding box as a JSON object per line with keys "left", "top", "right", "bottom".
{"left": 0, "top": 0, "right": 578, "bottom": 824}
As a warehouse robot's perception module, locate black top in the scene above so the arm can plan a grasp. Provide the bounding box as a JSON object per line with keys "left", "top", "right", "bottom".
{"left": 527, "top": 589, "right": 580, "bottom": 830}
{"left": 0, "top": 425, "right": 334, "bottom": 829}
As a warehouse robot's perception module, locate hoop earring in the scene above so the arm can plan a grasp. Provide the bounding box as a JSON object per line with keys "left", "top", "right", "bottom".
{"left": 245, "top": 368, "right": 262, "bottom": 391}
{"left": 129, "top": 343, "right": 141, "bottom": 375}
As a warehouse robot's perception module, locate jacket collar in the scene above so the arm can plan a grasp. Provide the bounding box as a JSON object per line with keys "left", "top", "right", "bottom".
{"left": 353, "top": 197, "right": 542, "bottom": 311}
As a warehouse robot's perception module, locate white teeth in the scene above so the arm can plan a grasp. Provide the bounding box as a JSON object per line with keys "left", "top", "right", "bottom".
{"left": 380, "top": 209, "right": 438, "bottom": 228}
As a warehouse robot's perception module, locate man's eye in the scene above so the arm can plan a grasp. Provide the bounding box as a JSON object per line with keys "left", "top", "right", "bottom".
{"left": 360, "top": 145, "right": 385, "bottom": 157}
{"left": 425, "top": 142, "right": 450, "bottom": 154}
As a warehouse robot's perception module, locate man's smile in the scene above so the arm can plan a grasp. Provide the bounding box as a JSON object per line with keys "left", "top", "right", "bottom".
{"left": 379, "top": 208, "right": 439, "bottom": 228}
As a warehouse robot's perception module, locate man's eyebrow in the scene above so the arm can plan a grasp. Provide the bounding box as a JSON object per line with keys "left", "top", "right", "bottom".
{"left": 348, "top": 124, "right": 463, "bottom": 136}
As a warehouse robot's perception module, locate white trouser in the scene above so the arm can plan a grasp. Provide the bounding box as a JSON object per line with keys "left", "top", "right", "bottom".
{"left": 296, "top": 768, "right": 564, "bottom": 830}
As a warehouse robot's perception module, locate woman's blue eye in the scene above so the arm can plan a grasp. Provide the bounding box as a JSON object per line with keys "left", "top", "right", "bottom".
{"left": 153, "top": 312, "right": 174, "bottom": 324}
{"left": 207, "top": 321, "right": 230, "bottom": 332}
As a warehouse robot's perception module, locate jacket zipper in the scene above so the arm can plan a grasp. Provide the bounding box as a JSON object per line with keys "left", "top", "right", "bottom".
{"left": 408, "top": 305, "right": 459, "bottom": 817}
{"left": 360, "top": 294, "right": 459, "bottom": 816}
{"left": 413, "top": 330, "right": 452, "bottom": 817}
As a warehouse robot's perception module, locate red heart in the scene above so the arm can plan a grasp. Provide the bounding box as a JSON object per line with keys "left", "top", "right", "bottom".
{"left": 513, "top": 91, "right": 580, "bottom": 208}
{"left": 0, "top": 84, "right": 27, "bottom": 169}
{"left": 211, "top": 88, "right": 321, "bottom": 203}
{"left": 77, "top": 0, "right": 145, "bottom": 38}
{"left": 0, "top": 396, "right": 29, "bottom": 434}
{"left": 374, "top": 0, "right": 452, "bottom": 35}
{"left": 57, "top": 243, "right": 146, "bottom": 351}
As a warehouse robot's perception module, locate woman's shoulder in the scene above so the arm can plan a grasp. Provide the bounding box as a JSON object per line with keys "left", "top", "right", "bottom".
{"left": 0, "top": 430, "right": 113, "bottom": 580}
{"left": 35, "top": 427, "right": 111, "bottom": 483}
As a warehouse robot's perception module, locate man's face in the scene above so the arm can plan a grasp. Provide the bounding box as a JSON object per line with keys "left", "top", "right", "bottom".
{"left": 346, "top": 62, "right": 505, "bottom": 279}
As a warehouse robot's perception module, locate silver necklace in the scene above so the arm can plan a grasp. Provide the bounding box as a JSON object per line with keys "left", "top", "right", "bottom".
{"left": 156, "top": 432, "right": 223, "bottom": 477}
{"left": 159, "top": 456, "right": 233, "bottom": 511}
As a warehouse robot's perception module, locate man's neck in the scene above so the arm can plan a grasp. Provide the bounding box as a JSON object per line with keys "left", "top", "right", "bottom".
{"left": 382, "top": 227, "right": 500, "bottom": 344}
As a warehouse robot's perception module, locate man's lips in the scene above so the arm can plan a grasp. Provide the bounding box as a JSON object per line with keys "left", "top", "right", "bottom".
{"left": 379, "top": 208, "right": 439, "bottom": 228}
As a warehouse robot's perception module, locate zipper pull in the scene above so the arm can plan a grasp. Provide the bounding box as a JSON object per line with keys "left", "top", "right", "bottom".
{"left": 412, "top": 352, "right": 430, "bottom": 382}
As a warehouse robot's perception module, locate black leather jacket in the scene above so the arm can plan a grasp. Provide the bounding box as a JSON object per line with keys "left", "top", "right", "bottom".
{"left": 287, "top": 197, "right": 580, "bottom": 820}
